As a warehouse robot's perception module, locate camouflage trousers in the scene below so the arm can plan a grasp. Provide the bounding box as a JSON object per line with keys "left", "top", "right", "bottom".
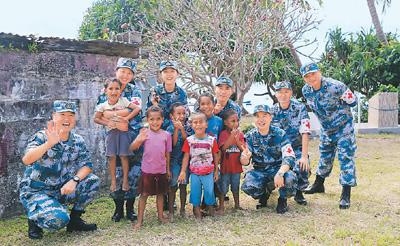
{"left": 317, "top": 121, "right": 357, "bottom": 186}
{"left": 241, "top": 167, "right": 297, "bottom": 199}
{"left": 110, "top": 128, "right": 142, "bottom": 200}
{"left": 294, "top": 148, "right": 310, "bottom": 191}
{"left": 19, "top": 173, "right": 100, "bottom": 231}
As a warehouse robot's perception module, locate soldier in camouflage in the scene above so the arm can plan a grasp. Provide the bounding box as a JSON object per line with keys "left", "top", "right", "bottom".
{"left": 241, "top": 105, "right": 298, "bottom": 214}
{"left": 213, "top": 76, "right": 242, "bottom": 119}
{"left": 300, "top": 63, "right": 357, "bottom": 209}
{"left": 272, "top": 81, "right": 311, "bottom": 206}
{"left": 19, "top": 101, "right": 99, "bottom": 239}
{"left": 147, "top": 61, "right": 188, "bottom": 130}
{"left": 96, "top": 57, "right": 143, "bottom": 222}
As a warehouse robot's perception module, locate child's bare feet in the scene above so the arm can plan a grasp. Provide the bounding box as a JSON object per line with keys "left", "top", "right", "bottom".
{"left": 179, "top": 209, "right": 185, "bottom": 217}
{"left": 216, "top": 208, "right": 224, "bottom": 216}
{"left": 158, "top": 216, "right": 169, "bottom": 224}
{"left": 168, "top": 213, "right": 174, "bottom": 223}
{"left": 234, "top": 206, "right": 244, "bottom": 210}
{"left": 110, "top": 180, "right": 116, "bottom": 192}
{"left": 133, "top": 222, "right": 142, "bottom": 230}
{"left": 122, "top": 180, "right": 130, "bottom": 191}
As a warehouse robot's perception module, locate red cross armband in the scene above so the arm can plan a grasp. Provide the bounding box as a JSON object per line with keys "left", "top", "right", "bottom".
{"left": 130, "top": 97, "right": 142, "bottom": 108}
{"left": 340, "top": 89, "right": 356, "bottom": 105}
{"left": 299, "top": 119, "right": 311, "bottom": 134}
{"left": 282, "top": 144, "right": 296, "bottom": 159}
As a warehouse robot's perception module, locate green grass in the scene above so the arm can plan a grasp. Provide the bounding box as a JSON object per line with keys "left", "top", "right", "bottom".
{"left": 1, "top": 135, "right": 400, "bottom": 245}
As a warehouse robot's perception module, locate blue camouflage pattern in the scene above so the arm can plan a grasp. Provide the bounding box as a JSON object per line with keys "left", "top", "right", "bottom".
{"left": 53, "top": 100, "right": 77, "bottom": 113}
{"left": 272, "top": 99, "right": 311, "bottom": 191}
{"left": 300, "top": 62, "right": 319, "bottom": 77}
{"left": 273, "top": 81, "right": 292, "bottom": 90}
{"left": 146, "top": 84, "right": 188, "bottom": 129}
{"left": 241, "top": 126, "right": 297, "bottom": 199}
{"left": 159, "top": 60, "right": 179, "bottom": 72}
{"left": 302, "top": 77, "right": 357, "bottom": 186}
{"left": 215, "top": 76, "right": 233, "bottom": 87}
{"left": 116, "top": 57, "right": 137, "bottom": 74}
{"left": 216, "top": 99, "right": 242, "bottom": 120}
{"left": 19, "top": 131, "right": 100, "bottom": 231}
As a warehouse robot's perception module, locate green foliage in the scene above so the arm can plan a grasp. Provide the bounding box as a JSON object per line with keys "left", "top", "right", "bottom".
{"left": 319, "top": 28, "right": 400, "bottom": 98}
{"left": 377, "top": 84, "right": 399, "bottom": 93}
{"left": 255, "top": 47, "right": 304, "bottom": 101}
{"left": 27, "top": 42, "right": 39, "bottom": 53}
{"left": 79, "top": 0, "right": 158, "bottom": 40}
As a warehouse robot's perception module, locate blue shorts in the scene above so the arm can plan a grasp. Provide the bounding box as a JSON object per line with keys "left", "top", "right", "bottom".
{"left": 220, "top": 173, "right": 241, "bottom": 195}
{"left": 190, "top": 173, "right": 215, "bottom": 207}
{"left": 170, "top": 164, "right": 189, "bottom": 187}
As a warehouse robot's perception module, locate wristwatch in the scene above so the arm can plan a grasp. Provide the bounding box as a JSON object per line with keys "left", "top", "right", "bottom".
{"left": 277, "top": 171, "right": 285, "bottom": 177}
{"left": 72, "top": 175, "right": 81, "bottom": 184}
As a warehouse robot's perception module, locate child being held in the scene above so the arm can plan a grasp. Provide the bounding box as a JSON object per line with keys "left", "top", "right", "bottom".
{"left": 178, "top": 112, "right": 219, "bottom": 219}
{"left": 216, "top": 109, "right": 245, "bottom": 215}
{"left": 130, "top": 106, "right": 172, "bottom": 230}
{"left": 94, "top": 78, "right": 141, "bottom": 192}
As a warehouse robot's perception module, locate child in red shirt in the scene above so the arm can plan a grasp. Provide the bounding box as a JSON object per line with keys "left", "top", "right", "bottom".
{"left": 217, "top": 109, "right": 245, "bottom": 214}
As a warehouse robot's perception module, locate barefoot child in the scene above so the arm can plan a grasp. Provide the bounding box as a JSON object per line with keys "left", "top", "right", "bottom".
{"left": 130, "top": 106, "right": 172, "bottom": 229}
{"left": 178, "top": 112, "right": 219, "bottom": 219}
{"left": 217, "top": 109, "right": 245, "bottom": 215}
{"left": 166, "top": 103, "right": 192, "bottom": 220}
{"left": 94, "top": 78, "right": 141, "bottom": 193}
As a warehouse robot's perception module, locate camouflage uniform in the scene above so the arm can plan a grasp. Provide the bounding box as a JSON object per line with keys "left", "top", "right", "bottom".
{"left": 302, "top": 76, "right": 357, "bottom": 186}
{"left": 241, "top": 126, "right": 298, "bottom": 199}
{"left": 97, "top": 82, "right": 143, "bottom": 200}
{"left": 216, "top": 99, "right": 242, "bottom": 120}
{"left": 19, "top": 131, "right": 100, "bottom": 231}
{"left": 146, "top": 84, "right": 188, "bottom": 129}
{"left": 272, "top": 98, "right": 311, "bottom": 191}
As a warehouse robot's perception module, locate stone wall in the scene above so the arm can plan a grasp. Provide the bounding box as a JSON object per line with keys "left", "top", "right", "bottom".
{"left": 0, "top": 49, "right": 131, "bottom": 218}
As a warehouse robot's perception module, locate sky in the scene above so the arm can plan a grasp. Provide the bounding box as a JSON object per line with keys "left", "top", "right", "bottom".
{"left": 0, "top": 0, "right": 398, "bottom": 60}
{"left": 0, "top": 0, "right": 399, "bottom": 111}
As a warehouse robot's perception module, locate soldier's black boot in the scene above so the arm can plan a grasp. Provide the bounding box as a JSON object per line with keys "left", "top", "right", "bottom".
{"left": 276, "top": 197, "right": 288, "bottom": 214}
{"left": 28, "top": 219, "right": 43, "bottom": 239}
{"left": 294, "top": 190, "right": 307, "bottom": 205}
{"left": 304, "top": 175, "right": 325, "bottom": 194}
{"left": 125, "top": 198, "right": 137, "bottom": 221}
{"left": 256, "top": 193, "right": 269, "bottom": 209}
{"left": 111, "top": 199, "right": 124, "bottom": 222}
{"left": 339, "top": 185, "right": 351, "bottom": 209}
{"left": 66, "top": 210, "right": 97, "bottom": 232}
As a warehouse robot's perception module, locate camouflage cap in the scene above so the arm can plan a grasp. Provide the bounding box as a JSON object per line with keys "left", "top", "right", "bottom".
{"left": 215, "top": 76, "right": 233, "bottom": 87}
{"left": 274, "top": 81, "right": 292, "bottom": 90}
{"left": 116, "top": 57, "right": 137, "bottom": 74}
{"left": 300, "top": 63, "right": 319, "bottom": 77}
{"left": 159, "top": 60, "right": 179, "bottom": 72}
{"left": 253, "top": 104, "right": 271, "bottom": 115}
{"left": 53, "top": 100, "right": 77, "bottom": 113}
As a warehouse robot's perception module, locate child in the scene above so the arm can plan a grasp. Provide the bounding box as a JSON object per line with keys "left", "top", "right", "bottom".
{"left": 178, "top": 112, "right": 219, "bottom": 219}
{"left": 166, "top": 103, "right": 191, "bottom": 220}
{"left": 147, "top": 61, "right": 188, "bottom": 129}
{"left": 130, "top": 106, "right": 172, "bottom": 229}
{"left": 94, "top": 78, "right": 141, "bottom": 193}
{"left": 217, "top": 109, "right": 245, "bottom": 215}
{"left": 197, "top": 93, "right": 223, "bottom": 140}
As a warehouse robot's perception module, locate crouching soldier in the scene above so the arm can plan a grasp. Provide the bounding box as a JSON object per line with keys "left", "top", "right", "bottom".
{"left": 241, "top": 105, "right": 297, "bottom": 214}
{"left": 19, "top": 101, "right": 100, "bottom": 239}
{"left": 272, "top": 81, "right": 311, "bottom": 205}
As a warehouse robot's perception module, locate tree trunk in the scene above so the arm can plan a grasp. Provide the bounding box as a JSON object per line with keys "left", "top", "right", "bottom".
{"left": 287, "top": 41, "right": 302, "bottom": 68}
{"left": 366, "top": 0, "right": 388, "bottom": 45}
{"left": 236, "top": 87, "right": 250, "bottom": 115}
